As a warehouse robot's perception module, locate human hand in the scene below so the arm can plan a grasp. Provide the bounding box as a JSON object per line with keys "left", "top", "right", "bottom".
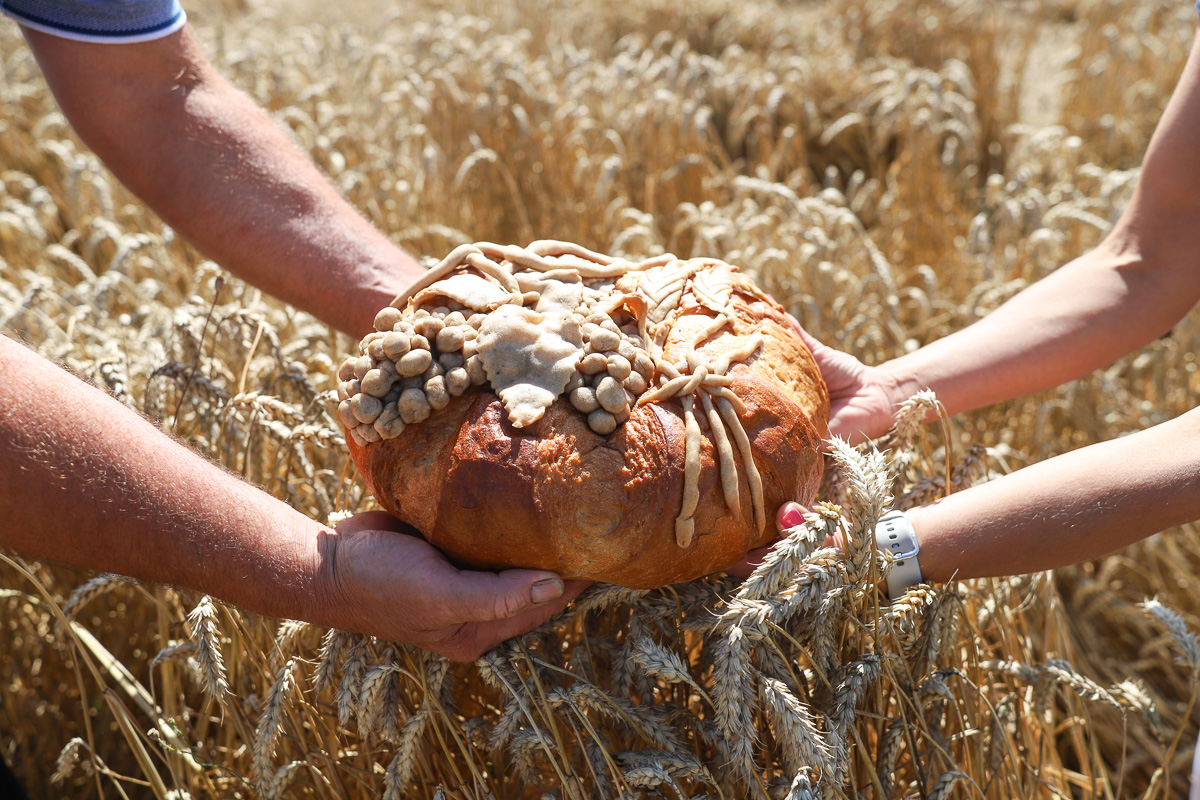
{"left": 789, "top": 316, "right": 901, "bottom": 444}
{"left": 316, "top": 511, "right": 589, "bottom": 661}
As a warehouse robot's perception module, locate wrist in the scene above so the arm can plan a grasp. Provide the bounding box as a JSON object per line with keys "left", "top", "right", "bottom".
{"left": 342, "top": 249, "right": 426, "bottom": 336}
{"left": 306, "top": 518, "right": 408, "bottom": 638}
{"left": 900, "top": 504, "right": 950, "bottom": 584}
{"left": 875, "top": 510, "right": 923, "bottom": 600}
{"left": 876, "top": 358, "right": 927, "bottom": 415}
{"left": 306, "top": 522, "right": 362, "bottom": 633}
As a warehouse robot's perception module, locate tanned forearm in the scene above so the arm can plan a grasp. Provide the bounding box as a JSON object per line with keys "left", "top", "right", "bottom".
{"left": 909, "top": 407, "right": 1200, "bottom": 582}
{"left": 879, "top": 236, "right": 1188, "bottom": 416}
{"left": 0, "top": 335, "right": 330, "bottom": 621}
{"left": 22, "top": 26, "right": 423, "bottom": 337}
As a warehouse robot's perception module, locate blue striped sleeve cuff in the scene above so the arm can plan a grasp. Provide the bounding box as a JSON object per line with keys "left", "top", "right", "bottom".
{"left": 1, "top": 0, "right": 186, "bottom": 44}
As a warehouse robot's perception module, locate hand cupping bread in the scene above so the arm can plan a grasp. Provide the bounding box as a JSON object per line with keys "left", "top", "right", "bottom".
{"left": 336, "top": 241, "right": 828, "bottom": 588}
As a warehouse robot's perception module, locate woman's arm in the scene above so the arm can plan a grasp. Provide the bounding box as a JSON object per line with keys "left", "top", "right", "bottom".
{"left": 909, "top": 406, "right": 1200, "bottom": 582}
{"left": 22, "top": 25, "right": 424, "bottom": 337}
{"left": 0, "top": 336, "right": 584, "bottom": 660}
{"left": 811, "top": 30, "right": 1200, "bottom": 443}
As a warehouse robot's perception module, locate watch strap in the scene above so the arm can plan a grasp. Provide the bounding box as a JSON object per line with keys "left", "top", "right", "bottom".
{"left": 875, "top": 510, "right": 922, "bottom": 601}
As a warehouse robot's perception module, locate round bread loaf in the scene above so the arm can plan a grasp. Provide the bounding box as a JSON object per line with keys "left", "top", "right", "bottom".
{"left": 338, "top": 241, "right": 828, "bottom": 588}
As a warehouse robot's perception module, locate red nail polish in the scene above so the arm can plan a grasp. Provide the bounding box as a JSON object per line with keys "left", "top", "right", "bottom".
{"left": 780, "top": 506, "right": 804, "bottom": 529}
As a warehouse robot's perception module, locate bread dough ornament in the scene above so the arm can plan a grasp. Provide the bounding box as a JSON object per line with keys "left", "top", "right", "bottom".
{"left": 336, "top": 241, "right": 829, "bottom": 588}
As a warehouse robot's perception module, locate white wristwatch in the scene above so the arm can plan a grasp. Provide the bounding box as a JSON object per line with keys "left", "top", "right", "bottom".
{"left": 875, "top": 510, "right": 923, "bottom": 601}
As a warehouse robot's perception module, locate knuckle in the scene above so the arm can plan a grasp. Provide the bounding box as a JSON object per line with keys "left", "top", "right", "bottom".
{"left": 492, "top": 589, "right": 528, "bottom": 620}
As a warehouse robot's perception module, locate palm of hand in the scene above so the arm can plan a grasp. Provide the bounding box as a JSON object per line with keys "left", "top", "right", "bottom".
{"left": 324, "top": 512, "right": 588, "bottom": 661}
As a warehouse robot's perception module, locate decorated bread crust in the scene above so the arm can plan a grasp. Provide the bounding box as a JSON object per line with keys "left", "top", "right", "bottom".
{"left": 337, "top": 241, "right": 828, "bottom": 588}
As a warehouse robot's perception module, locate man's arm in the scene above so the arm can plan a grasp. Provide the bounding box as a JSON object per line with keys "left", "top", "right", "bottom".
{"left": 810, "top": 30, "right": 1200, "bottom": 443}
{"left": 0, "top": 336, "right": 585, "bottom": 661}
{"left": 22, "top": 26, "right": 423, "bottom": 337}
{"left": 908, "top": 406, "right": 1200, "bottom": 581}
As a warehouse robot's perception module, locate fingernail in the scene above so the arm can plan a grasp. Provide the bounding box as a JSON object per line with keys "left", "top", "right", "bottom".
{"left": 530, "top": 578, "right": 563, "bottom": 604}
{"left": 780, "top": 504, "right": 804, "bottom": 529}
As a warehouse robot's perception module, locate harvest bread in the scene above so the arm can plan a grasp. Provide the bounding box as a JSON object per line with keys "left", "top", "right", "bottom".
{"left": 336, "top": 241, "right": 829, "bottom": 588}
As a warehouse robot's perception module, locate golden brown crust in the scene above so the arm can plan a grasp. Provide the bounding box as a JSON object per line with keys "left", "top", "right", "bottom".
{"left": 664, "top": 286, "right": 830, "bottom": 435}
{"left": 347, "top": 286, "right": 829, "bottom": 588}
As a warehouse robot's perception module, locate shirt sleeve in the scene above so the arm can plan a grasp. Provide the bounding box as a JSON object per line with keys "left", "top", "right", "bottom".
{"left": 1, "top": 0, "right": 186, "bottom": 44}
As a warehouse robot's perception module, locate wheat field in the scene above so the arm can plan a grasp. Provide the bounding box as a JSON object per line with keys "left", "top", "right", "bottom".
{"left": 3, "top": 0, "right": 1200, "bottom": 798}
